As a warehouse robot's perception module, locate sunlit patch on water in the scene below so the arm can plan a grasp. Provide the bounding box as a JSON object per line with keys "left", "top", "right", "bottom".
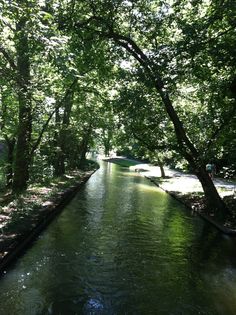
{"left": 84, "top": 298, "right": 104, "bottom": 312}
{"left": 135, "top": 182, "right": 163, "bottom": 192}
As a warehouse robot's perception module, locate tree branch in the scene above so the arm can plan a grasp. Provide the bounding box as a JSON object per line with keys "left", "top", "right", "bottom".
{"left": 30, "top": 78, "right": 78, "bottom": 157}
{"left": 75, "top": 15, "right": 200, "bottom": 161}
{"left": 0, "top": 45, "right": 17, "bottom": 71}
{"left": 205, "top": 105, "right": 236, "bottom": 153}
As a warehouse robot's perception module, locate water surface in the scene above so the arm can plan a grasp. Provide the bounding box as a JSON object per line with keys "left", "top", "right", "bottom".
{"left": 0, "top": 162, "right": 236, "bottom": 314}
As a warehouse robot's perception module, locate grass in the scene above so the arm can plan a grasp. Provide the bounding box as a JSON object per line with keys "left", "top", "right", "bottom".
{"left": 115, "top": 160, "right": 139, "bottom": 167}
{"left": 107, "top": 158, "right": 141, "bottom": 167}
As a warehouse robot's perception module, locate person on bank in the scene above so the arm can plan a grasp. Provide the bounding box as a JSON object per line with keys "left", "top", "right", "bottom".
{"left": 206, "top": 162, "right": 215, "bottom": 179}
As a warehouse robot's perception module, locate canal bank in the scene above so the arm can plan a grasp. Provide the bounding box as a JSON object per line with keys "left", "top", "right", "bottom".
{"left": 0, "top": 161, "right": 236, "bottom": 315}
{"left": 130, "top": 163, "right": 236, "bottom": 235}
{"left": 0, "top": 166, "right": 98, "bottom": 273}
{"left": 104, "top": 157, "right": 236, "bottom": 235}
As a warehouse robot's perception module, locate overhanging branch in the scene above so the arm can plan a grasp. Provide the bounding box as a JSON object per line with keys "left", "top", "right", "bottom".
{"left": 0, "top": 45, "right": 17, "bottom": 71}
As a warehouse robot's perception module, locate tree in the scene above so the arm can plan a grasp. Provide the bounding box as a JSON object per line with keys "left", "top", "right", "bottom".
{"left": 0, "top": 85, "right": 18, "bottom": 186}
{"left": 72, "top": 0, "right": 235, "bottom": 214}
{"left": 12, "top": 2, "right": 33, "bottom": 192}
{"left": 112, "top": 68, "right": 175, "bottom": 177}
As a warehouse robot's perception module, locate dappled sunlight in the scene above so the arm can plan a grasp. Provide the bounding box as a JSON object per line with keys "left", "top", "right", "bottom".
{"left": 56, "top": 181, "right": 67, "bottom": 185}
{"left": 0, "top": 169, "right": 94, "bottom": 268}
{"left": 1, "top": 205, "right": 16, "bottom": 214}
{"left": 166, "top": 212, "right": 194, "bottom": 256}
{"left": 47, "top": 182, "right": 56, "bottom": 187}
{"left": 28, "top": 187, "right": 53, "bottom": 195}
{"left": 132, "top": 164, "right": 236, "bottom": 197}
{"left": 161, "top": 177, "right": 203, "bottom": 193}
{"left": 0, "top": 0, "right": 234, "bottom": 312}
{"left": 64, "top": 175, "right": 74, "bottom": 179}
{"left": 41, "top": 201, "right": 54, "bottom": 208}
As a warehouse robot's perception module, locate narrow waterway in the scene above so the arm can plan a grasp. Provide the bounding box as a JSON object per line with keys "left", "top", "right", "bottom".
{"left": 0, "top": 162, "right": 236, "bottom": 315}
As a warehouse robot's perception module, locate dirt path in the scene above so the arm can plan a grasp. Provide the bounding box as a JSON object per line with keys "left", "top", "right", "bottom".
{"left": 130, "top": 163, "right": 236, "bottom": 197}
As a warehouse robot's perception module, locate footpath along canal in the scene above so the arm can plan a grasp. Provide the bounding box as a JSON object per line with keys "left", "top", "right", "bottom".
{"left": 0, "top": 162, "right": 236, "bottom": 315}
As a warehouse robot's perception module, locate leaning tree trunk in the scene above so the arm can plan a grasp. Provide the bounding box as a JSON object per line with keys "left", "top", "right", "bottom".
{"left": 12, "top": 16, "right": 32, "bottom": 193}
{"left": 76, "top": 25, "right": 229, "bottom": 214}
{"left": 195, "top": 166, "right": 229, "bottom": 216}
{"left": 158, "top": 90, "right": 229, "bottom": 214}
{"left": 114, "top": 33, "right": 229, "bottom": 214}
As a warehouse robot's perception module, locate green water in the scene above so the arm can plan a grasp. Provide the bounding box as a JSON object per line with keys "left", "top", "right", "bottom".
{"left": 0, "top": 162, "right": 236, "bottom": 315}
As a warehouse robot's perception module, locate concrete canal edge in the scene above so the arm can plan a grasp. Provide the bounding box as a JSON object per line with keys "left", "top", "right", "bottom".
{"left": 0, "top": 170, "right": 97, "bottom": 275}
{"left": 145, "top": 175, "right": 236, "bottom": 236}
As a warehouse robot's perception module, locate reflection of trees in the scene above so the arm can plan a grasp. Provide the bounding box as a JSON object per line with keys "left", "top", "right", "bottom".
{"left": 36, "top": 206, "right": 91, "bottom": 314}
{"left": 111, "top": 180, "right": 199, "bottom": 313}
{"left": 190, "top": 224, "right": 220, "bottom": 265}
{"left": 3, "top": 164, "right": 236, "bottom": 314}
{"left": 185, "top": 222, "right": 236, "bottom": 313}
{"left": 189, "top": 221, "right": 236, "bottom": 274}
{"left": 36, "top": 163, "right": 143, "bottom": 313}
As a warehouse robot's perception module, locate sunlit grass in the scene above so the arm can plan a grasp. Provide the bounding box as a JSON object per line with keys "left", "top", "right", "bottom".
{"left": 113, "top": 159, "right": 140, "bottom": 167}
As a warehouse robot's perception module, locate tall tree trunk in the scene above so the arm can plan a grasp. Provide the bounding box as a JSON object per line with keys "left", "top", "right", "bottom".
{"left": 12, "top": 15, "right": 32, "bottom": 193}
{"left": 159, "top": 162, "right": 165, "bottom": 178}
{"left": 54, "top": 90, "right": 74, "bottom": 176}
{"left": 54, "top": 146, "right": 65, "bottom": 176}
{"left": 103, "top": 127, "right": 112, "bottom": 156}
{"left": 78, "top": 128, "right": 91, "bottom": 168}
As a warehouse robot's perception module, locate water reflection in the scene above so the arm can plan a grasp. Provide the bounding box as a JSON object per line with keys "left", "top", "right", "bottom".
{"left": 0, "top": 162, "right": 236, "bottom": 314}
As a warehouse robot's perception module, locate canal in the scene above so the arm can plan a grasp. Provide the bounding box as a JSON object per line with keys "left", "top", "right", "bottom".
{"left": 0, "top": 162, "right": 236, "bottom": 314}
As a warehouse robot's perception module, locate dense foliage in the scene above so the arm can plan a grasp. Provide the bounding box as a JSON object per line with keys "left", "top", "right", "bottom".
{"left": 0, "top": 0, "right": 235, "bottom": 213}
